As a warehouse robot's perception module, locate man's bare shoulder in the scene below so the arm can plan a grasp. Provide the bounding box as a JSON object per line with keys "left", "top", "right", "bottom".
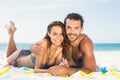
{"left": 80, "top": 34, "right": 92, "bottom": 43}
{"left": 79, "top": 34, "right": 93, "bottom": 49}
{"left": 80, "top": 34, "right": 88, "bottom": 39}
{"left": 72, "top": 34, "right": 91, "bottom": 47}
{"left": 79, "top": 34, "right": 94, "bottom": 55}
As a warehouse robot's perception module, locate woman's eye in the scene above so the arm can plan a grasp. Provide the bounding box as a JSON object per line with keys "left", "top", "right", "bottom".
{"left": 53, "top": 33, "right": 57, "bottom": 35}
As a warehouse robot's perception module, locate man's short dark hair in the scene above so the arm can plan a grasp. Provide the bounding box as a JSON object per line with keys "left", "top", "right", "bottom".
{"left": 64, "top": 13, "right": 84, "bottom": 27}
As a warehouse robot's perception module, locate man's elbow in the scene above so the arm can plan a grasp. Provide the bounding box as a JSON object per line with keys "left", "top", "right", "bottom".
{"left": 89, "top": 64, "right": 96, "bottom": 72}
{"left": 86, "top": 64, "right": 96, "bottom": 73}
{"left": 91, "top": 67, "right": 96, "bottom": 72}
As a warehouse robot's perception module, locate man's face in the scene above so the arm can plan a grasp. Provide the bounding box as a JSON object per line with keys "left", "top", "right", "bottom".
{"left": 65, "top": 19, "right": 83, "bottom": 42}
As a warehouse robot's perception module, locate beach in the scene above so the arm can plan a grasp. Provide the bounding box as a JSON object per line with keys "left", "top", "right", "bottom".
{"left": 0, "top": 50, "right": 120, "bottom": 80}
{"left": 94, "top": 51, "right": 120, "bottom": 70}
{"left": 1, "top": 51, "right": 120, "bottom": 67}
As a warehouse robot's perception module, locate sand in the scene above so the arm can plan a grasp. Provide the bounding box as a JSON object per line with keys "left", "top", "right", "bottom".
{"left": 0, "top": 51, "right": 120, "bottom": 80}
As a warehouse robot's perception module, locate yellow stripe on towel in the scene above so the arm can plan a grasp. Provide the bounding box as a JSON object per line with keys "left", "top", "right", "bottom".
{"left": 0, "top": 68, "right": 11, "bottom": 76}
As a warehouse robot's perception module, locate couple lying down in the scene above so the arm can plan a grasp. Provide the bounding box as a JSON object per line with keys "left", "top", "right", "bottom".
{"left": 5, "top": 13, "right": 96, "bottom": 76}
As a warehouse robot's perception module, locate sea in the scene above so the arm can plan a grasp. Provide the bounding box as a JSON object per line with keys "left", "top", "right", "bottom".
{"left": 0, "top": 43, "right": 120, "bottom": 54}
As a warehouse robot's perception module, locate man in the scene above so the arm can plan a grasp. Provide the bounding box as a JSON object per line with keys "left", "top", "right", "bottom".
{"left": 47, "top": 13, "right": 96, "bottom": 76}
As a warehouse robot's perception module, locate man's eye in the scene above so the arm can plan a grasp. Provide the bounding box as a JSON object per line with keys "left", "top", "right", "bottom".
{"left": 75, "top": 27, "right": 80, "bottom": 29}
{"left": 67, "top": 27, "right": 71, "bottom": 29}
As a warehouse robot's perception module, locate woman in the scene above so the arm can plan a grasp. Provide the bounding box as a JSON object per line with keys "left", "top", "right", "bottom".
{"left": 5, "top": 21, "right": 70, "bottom": 73}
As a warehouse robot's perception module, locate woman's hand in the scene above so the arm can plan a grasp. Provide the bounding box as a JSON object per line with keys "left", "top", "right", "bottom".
{"left": 59, "top": 58, "right": 69, "bottom": 67}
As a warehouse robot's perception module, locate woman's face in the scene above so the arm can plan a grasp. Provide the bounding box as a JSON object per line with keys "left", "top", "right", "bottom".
{"left": 48, "top": 25, "right": 64, "bottom": 46}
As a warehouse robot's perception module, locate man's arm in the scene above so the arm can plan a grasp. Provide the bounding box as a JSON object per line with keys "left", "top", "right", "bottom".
{"left": 48, "top": 66, "right": 79, "bottom": 76}
{"left": 80, "top": 36, "right": 96, "bottom": 73}
{"left": 30, "top": 39, "right": 48, "bottom": 71}
{"left": 30, "top": 39, "right": 47, "bottom": 55}
{"left": 30, "top": 41, "right": 41, "bottom": 54}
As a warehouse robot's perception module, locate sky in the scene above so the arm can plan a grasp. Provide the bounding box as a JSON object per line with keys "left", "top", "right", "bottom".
{"left": 0, "top": 0, "right": 120, "bottom": 43}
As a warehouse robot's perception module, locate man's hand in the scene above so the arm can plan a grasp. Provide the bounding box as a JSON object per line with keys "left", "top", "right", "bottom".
{"left": 30, "top": 44, "right": 46, "bottom": 56}
{"left": 48, "top": 66, "right": 68, "bottom": 76}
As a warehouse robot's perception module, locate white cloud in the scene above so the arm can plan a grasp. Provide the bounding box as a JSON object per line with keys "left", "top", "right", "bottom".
{"left": 0, "top": 4, "right": 70, "bottom": 11}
